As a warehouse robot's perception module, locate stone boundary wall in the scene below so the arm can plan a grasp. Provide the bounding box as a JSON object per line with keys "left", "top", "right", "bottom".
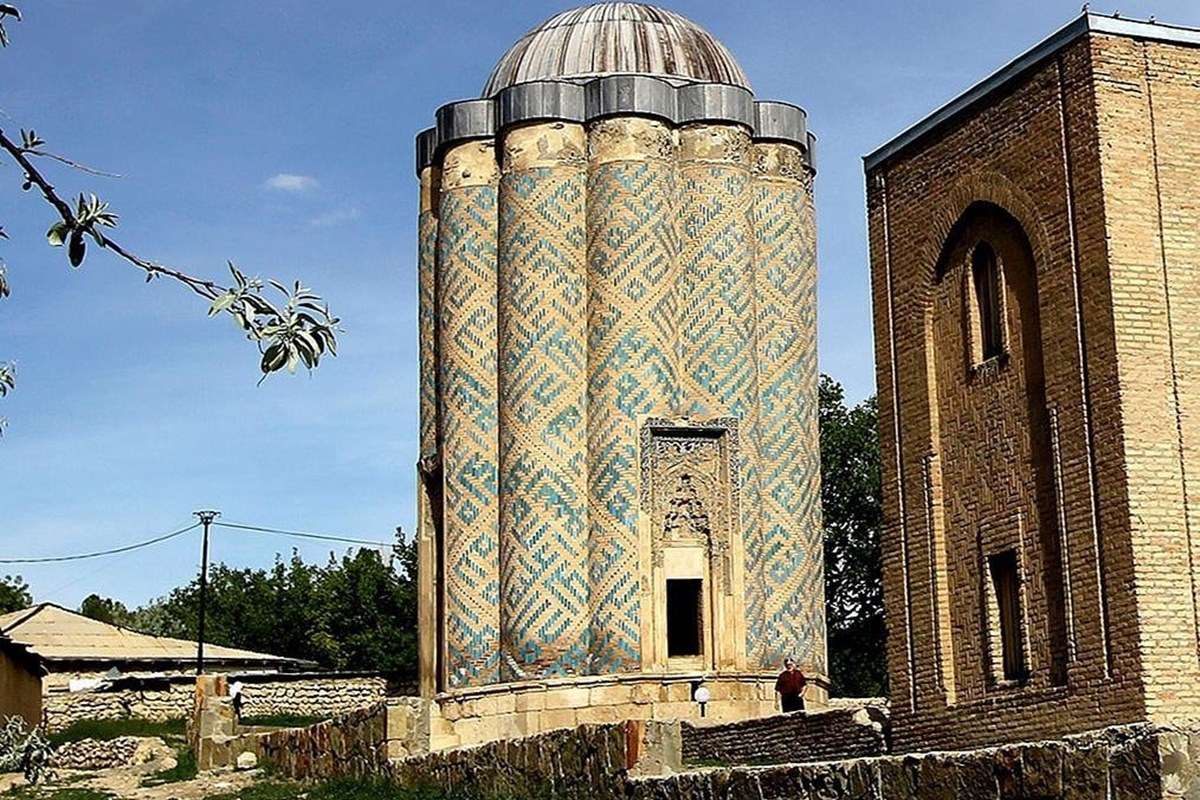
{"left": 202, "top": 703, "right": 392, "bottom": 778}
{"left": 682, "top": 706, "right": 889, "bottom": 765}
{"left": 635, "top": 722, "right": 1197, "bottom": 799}
{"left": 387, "top": 723, "right": 634, "bottom": 800}
{"left": 43, "top": 674, "right": 386, "bottom": 732}
{"left": 200, "top": 696, "right": 1200, "bottom": 798}
{"left": 204, "top": 707, "right": 678, "bottom": 799}
{"left": 44, "top": 683, "right": 191, "bottom": 731}
{"left": 201, "top": 690, "right": 1200, "bottom": 796}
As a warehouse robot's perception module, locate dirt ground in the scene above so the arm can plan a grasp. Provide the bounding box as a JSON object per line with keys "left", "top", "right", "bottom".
{"left": 71, "top": 766, "right": 261, "bottom": 800}
{"left": 3, "top": 741, "right": 265, "bottom": 800}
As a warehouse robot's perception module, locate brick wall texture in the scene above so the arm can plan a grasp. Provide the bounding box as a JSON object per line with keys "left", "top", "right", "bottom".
{"left": 866, "top": 30, "right": 1200, "bottom": 751}
{"left": 681, "top": 707, "right": 887, "bottom": 765}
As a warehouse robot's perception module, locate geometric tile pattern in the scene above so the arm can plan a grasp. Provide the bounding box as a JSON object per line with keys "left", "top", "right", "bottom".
{"left": 437, "top": 144, "right": 502, "bottom": 688}
{"left": 424, "top": 124, "right": 825, "bottom": 687}
{"left": 677, "top": 125, "right": 767, "bottom": 665}
{"left": 418, "top": 182, "right": 440, "bottom": 462}
{"left": 751, "top": 144, "right": 826, "bottom": 672}
{"left": 497, "top": 125, "right": 591, "bottom": 679}
{"left": 585, "top": 119, "right": 680, "bottom": 672}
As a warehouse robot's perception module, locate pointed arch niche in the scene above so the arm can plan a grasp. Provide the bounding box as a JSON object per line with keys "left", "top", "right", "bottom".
{"left": 926, "top": 201, "right": 1068, "bottom": 700}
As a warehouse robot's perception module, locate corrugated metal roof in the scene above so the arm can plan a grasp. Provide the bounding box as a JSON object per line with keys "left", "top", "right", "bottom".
{"left": 0, "top": 604, "right": 296, "bottom": 666}
{"left": 482, "top": 3, "right": 750, "bottom": 97}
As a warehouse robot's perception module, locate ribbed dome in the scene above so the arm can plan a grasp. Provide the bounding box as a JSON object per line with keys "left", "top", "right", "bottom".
{"left": 482, "top": 3, "right": 750, "bottom": 97}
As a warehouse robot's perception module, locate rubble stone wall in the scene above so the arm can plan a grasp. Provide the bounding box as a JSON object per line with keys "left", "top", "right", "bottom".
{"left": 42, "top": 675, "right": 386, "bottom": 732}
{"left": 238, "top": 676, "right": 387, "bottom": 719}
{"left": 681, "top": 707, "right": 888, "bottom": 765}
{"left": 388, "top": 724, "right": 631, "bottom": 800}
{"left": 633, "top": 722, "right": 1192, "bottom": 799}
{"left": 206, "top": 704, "right": 392, "bottom": 779}
{"left": 203, "top": 697, "right": 1200, "bottom": 799}
{"left": 207, "top": 706, "right": 673, "bottom": 799}
{"left": 43, "top": 684, "right": 192, "bottom": 731}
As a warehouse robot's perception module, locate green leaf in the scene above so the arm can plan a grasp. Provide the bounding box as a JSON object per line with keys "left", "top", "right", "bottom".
{"left": 46, "top": 221, "right": 70, "bottom": 247}
{"left": 68, "top": 230, "right": 86, "bottom": 267}
{"left": 260, "top": 343, "right": 287, "bottom": 375}
{"left": 208, "top": 292, "right": 237, "bottom": 317}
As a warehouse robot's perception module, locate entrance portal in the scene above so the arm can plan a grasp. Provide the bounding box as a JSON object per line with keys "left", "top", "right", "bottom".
{"left": 641, "top": 419, "right": 746, "bottom": 671}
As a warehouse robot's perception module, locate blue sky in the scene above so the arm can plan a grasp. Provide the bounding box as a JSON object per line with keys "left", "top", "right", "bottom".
{"left": 2, "top": 0, "right": 1197, "bottom": 609}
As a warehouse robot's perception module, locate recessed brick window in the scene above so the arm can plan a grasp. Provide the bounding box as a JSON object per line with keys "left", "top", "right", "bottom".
{"left": 987, "top": 550, "right": 1026, "bottom": 683}
{"left": 970, "top": 242, "right": 1006, "bottom": 363}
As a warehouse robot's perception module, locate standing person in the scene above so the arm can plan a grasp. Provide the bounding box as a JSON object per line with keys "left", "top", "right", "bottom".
{"left": 229, "top": 680, "right": 245, "bottom": 723}
{"left": 775, "top": 658, "right": 807, "bottom": 713}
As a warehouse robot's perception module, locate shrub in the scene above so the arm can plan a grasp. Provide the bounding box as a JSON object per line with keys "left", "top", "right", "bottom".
{"left": 0, "top": 715, "right": 54, "bottom": 784}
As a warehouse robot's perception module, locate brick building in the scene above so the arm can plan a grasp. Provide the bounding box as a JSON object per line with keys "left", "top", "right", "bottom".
{"left": 865, "top": 13, "right": 1200, "bottom": 751}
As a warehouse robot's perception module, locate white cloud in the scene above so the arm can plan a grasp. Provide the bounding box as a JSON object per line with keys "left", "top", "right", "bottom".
{"left": 264, "top": 173, "right": 318, "bottom": 192}
{"left": 309, "top": 206, "right": 361, "bottom": 228}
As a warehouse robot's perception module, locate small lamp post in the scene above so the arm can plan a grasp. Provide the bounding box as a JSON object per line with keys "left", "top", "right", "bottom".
{"left": 693, "top": 683, "right": 711, "bottom": 718}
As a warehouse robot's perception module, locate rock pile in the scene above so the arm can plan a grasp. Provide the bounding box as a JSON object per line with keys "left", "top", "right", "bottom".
{"left": 51, "top": 736, "right": 174, "bottom": 771}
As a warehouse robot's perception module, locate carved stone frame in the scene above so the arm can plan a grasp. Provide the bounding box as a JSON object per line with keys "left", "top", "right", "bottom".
{"left": 638, "top": 417, "right": 747, "bottom": 673}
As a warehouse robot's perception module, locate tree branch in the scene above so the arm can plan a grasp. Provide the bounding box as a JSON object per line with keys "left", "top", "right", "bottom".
{"left": 0, "top": 128, "right": 223, "bottom": 300}
{"left": 0, "top": 6, "right": 340, "bottom": 387}
{"left": 25, "top": 149, "right": 123, "bottom": 178}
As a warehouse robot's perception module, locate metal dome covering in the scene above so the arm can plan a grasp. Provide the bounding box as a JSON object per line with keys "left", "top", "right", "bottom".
{"left": 482, "top": 3, "right": 751, "bottom": 98}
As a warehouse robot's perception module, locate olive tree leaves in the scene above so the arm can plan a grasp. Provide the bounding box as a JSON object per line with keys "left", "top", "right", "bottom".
{"left": 0, "top": 0, "right": 342, "bottom": 425}
{"left": 3, "top": 128, "right": 345, "bottom": 382}
{"left": 46, "top": 193, "right": 118, "bottom": 267}
{"left": 209, "top": 265, "right": 340, "bottom": 384}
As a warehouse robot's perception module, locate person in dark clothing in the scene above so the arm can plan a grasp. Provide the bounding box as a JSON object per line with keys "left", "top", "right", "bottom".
{"left": 775, "top": 658, "right": 807, "bottom": 713}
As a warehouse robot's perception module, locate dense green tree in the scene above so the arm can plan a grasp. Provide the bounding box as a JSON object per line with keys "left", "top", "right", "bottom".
{"left": 0, "top": 574, "right": 31, "bottom": 614}
{"left": 130, "top": 531, "right": 417, "bottom": 679}
{"left": 820, "top": 375, "right": 887, "bottom": 697}
{"left": 78, "top": 594, "right": 133, "bottom": 626}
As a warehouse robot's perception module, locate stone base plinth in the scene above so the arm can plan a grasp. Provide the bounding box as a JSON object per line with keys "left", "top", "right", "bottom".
{"left": 390, "top": 672, "right": 828, "bottom": 755}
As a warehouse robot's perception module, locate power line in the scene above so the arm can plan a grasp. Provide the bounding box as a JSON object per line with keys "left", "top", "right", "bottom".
{"left": 0, "top": 522, "right": 200, "bottom": 564}
{"left": 0, "top": 518, "right": 397, "bottom": 566}
{"left": 213, "top": 521, "right": 398, "bottom": 548}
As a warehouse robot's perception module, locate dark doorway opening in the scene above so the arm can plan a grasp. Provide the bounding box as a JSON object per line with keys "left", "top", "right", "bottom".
{"left": 666, "top": 578, "right": 704, "bottom": 658}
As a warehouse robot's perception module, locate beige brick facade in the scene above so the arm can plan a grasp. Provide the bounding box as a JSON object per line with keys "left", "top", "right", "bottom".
{"left": 866, "top": 17, "right": 1200, "bottom": 751}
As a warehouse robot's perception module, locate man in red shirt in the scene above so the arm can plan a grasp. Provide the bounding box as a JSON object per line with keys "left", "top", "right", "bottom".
{"left": 775, "top": 658, "right": 807, "bottom": 713}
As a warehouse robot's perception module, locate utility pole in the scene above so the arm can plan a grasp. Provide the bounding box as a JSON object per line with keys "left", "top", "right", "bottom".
{"left": 193, "top": 509, "right": 220, "bottom": 675}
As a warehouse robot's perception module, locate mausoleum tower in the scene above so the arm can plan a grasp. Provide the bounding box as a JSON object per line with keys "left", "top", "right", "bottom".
{"left": 413, "top": 2, "right": 824, "bottom": 730}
